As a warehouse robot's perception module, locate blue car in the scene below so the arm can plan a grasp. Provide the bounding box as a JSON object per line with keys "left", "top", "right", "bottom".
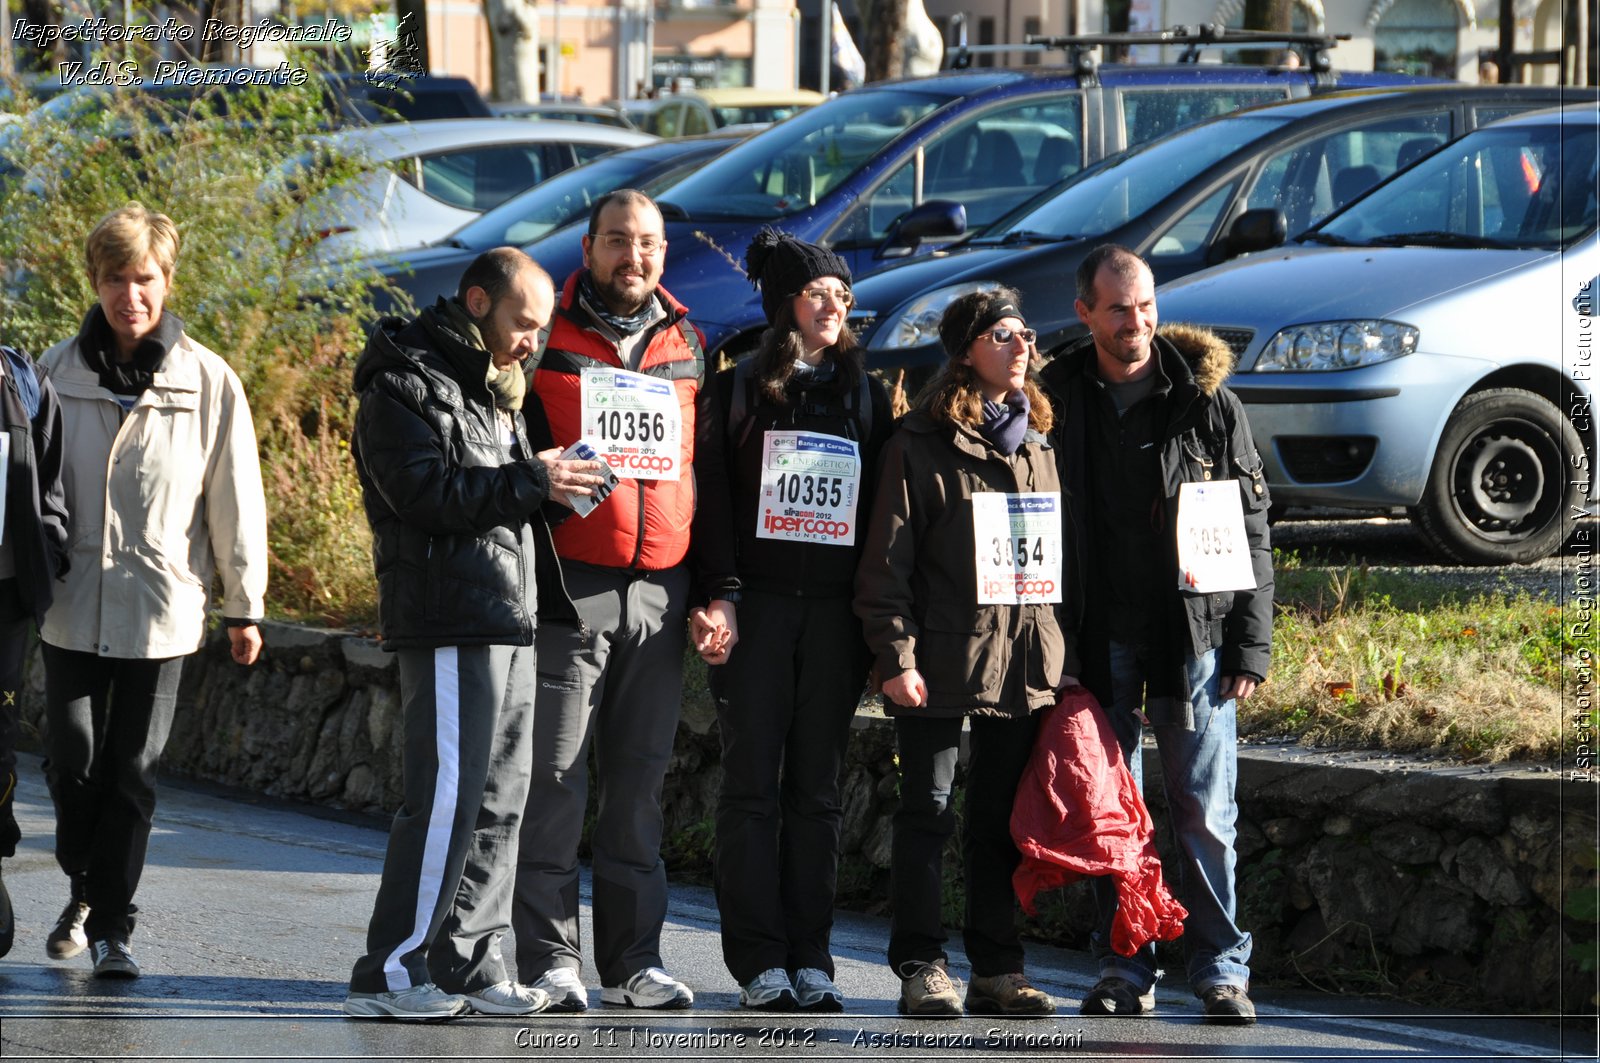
{"left": 520, "top": 36, "right": 1429, "bottom": 361}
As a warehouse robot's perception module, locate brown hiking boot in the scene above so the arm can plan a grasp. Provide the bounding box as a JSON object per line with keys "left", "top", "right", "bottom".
{"left": 1201, "top": 984, "right": 1257, "bottom": 1025}
{"left": 896, "top": 960, "right": 963, "bottom": 1017}
{"left": 1079, "top": 975, "right": 1155, "bottom": 1015}
{"left": 966, "top": 972, "right": 1056, "bottom": 1015}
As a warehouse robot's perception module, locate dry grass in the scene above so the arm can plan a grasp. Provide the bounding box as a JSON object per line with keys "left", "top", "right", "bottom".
{"left": 1246, "top": 553, "right": 1569, "bottom": 763}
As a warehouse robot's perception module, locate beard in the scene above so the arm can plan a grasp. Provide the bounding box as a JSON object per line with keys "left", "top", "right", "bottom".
{"left": 592, "top": 267, "right": 653, "bottom": 316}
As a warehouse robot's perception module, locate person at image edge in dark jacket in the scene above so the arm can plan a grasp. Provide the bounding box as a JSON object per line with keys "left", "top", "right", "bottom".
{"left": 854, "top": 286, "right": 1066, "bottom": 1018}
{"left": 0, "top": 344, "right": 70, "bottom": 961}
{"left": 1038, "top": 243, "right": 1273, "bottom": 1026}
{"left": 343, "top": 247, "right": 604, "bottom": 1022}
{"left": 690, "top": 229, "right": 892, "bottom": 1013}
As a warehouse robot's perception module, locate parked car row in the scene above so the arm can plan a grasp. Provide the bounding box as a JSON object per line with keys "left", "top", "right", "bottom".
{"left": 514, "top": 40, "right": 1433, "bottom": 364}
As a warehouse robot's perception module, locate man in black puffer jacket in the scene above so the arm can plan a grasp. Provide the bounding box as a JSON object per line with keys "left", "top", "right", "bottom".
{"left": 344, "top": 248, "right": 603, "bottom": 1023}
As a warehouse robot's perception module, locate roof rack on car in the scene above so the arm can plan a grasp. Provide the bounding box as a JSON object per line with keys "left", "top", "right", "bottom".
{"left": 945, "top": 22, "right": 1349, "bottom": 87}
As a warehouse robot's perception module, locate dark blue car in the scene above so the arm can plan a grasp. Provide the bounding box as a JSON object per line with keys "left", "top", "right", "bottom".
{"left": 520, "top": 42, "right": 1429, "bottom": 361}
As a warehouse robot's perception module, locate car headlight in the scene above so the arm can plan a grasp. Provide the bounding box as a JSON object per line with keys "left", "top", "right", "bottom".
{"left": 868, "top": 281, "right": 1003, "bottom": 350}
{"left": 1253, "top": 320, "right": 1419, "bottom": 372}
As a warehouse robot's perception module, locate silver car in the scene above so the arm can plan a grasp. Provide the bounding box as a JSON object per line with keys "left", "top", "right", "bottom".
{"left": 292, "top": 118, "right": 654, "bottom": 262}
{"left": 1158, "top": 104, "right": 1599, "bottom": 564}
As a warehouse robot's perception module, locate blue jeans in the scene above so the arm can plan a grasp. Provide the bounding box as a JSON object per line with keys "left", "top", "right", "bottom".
{"left": 1090, "top": 642, "right": 1252, "bottom": 995}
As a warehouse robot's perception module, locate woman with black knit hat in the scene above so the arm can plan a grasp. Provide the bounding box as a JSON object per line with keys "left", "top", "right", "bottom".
{"left": 854, "top": 285, "right": 1068, "bottom": 1017}
{"left": 691, "top": 228, "right": 891, "bottom": 1012}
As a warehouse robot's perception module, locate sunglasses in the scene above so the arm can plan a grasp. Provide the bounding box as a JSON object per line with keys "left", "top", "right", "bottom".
{"left": 976, "top": 326, "right": 1037, "bottom": 345}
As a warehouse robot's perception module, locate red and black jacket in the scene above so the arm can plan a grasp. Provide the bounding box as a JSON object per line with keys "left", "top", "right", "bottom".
{"left": 532, "top": 270, "right": 702, "bottom": 571}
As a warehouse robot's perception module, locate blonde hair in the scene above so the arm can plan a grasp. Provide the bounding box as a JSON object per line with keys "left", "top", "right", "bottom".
{"left": 85, "top": 203, "right": 179, "bottom": 284}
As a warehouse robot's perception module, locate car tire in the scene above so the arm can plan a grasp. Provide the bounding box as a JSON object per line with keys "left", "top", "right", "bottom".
{"left": 1410, "top": 387, "right": 1583, "bottom": 565}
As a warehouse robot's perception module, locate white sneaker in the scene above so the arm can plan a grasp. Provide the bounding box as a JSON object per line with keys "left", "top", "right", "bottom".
{"left": 793, "top": 967, "right": 844, "bottom": 1012}
{"left": 465, "top": 979, "right": 550, "bottom": 1015}
{"left": 600, "top": 966, "right": 694, "bottom": 1009}
{"left": 343, "top": 983, "right": 469, "bottom": 1022}
{"left": 739, "top": 967, "right": 797, "bottom": 1011}
{"left": 532, "top": 967, "right": 589, "bottom": 1012}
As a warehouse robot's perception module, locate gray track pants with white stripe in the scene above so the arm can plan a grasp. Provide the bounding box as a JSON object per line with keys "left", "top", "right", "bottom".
{"left": 348, "top": 640, "right": 535, "bottom": 995}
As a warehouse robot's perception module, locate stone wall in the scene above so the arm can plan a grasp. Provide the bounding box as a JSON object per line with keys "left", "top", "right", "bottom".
{"left": 20, "top": 620, "right": 1597, "bottom": 1016}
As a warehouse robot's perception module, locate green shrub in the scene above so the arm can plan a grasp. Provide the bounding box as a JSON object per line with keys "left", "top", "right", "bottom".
{"left": 0, "top": 63, "right": 404, "bottom": 623}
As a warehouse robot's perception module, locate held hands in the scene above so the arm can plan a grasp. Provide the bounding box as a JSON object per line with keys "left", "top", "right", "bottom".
{"left": 536, "top": 448, "right": 607, "bottom": 510}
{"left": 228, "top": 624, "right": 263, "bottom": 666}
{"left": 882, "top": 668, "right": 928, "bottom": 709}
{"left": 690, "top": 599, "right": 739, "bottom": 665}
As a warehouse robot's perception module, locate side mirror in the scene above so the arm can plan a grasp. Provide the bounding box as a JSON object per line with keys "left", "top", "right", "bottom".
{"left": 1224, "top": 208, "right": 1287, "bottom": 258}
{"left": 878, "top": 200, "right": 966, "bottom": 259}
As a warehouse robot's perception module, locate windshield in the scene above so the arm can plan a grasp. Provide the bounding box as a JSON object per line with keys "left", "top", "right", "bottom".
{"left": 1316, "top": 122, "right": 1599, "bottom": 250}
{"left": 452, "top": 150, "right": 672, "bottom": 249}
{"left": 659, "top": 89, "right": 944, "bottom": 220}
{"left": 979, "top": 113, "right": 1289, "bottom": 240}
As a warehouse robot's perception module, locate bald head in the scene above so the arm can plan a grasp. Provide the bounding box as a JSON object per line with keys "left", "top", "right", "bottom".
{"left": 460, "top": 247, "right": 555, "bottom": 369}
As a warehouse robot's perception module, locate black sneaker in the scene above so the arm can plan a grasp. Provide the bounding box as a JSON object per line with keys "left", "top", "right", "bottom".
{"left": 0, "top": 864, "right": 12, "bottom": 959}
{"left": 1079, "top": 975, "right": 1155, "bottom": 1015}
{"left": 1201, "top": 984, "right": 1256, "bottom": 1025}
{"left": 91, "top": 936, "right": 140, "bottom": 979}
{"left": 46, "top": 895, "right": 90, "bottom": 960}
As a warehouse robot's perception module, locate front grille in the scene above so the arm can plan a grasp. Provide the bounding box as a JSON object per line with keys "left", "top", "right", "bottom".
{"left": 1278, "top": 436, "right": 1377, "bottom": 484}
{"left": 1209, "top": 327, "right": 1255, "bottom": 357}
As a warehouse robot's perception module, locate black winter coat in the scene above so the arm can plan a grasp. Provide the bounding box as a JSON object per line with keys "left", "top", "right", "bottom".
{"left": 351, "top": 306, "right": 574, "bottom": 650}
{"left": 1039, "top": 325, "right": 1273, "bottom": 720}
{"left": 692, "top": 360, "right": 892, "bottom": 601}
{"left": 0, "top": 346, "right": 70, "bottom": 623}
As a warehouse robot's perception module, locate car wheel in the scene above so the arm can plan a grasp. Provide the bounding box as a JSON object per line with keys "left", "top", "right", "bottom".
{"left": 1410, "top": 387, "right": 1583, "bottom": 565}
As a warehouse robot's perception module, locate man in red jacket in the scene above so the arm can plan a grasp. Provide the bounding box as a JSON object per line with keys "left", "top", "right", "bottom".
{"left": 512, "top": 189, "right": 704, "bottom": 1011}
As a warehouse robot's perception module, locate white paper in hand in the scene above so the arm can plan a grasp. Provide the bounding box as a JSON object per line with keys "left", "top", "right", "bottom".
{"left": 559, "top": 438, "right": 620, "bottom": 518}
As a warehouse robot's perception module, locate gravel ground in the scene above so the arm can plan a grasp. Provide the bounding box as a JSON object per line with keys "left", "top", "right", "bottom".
{"left": 1269, "top": 507, "right": 1587, "bottom": 599}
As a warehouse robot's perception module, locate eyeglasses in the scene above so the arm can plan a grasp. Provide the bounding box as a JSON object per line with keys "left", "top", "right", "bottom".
{"left": 977, "top": 326, "right": 1037, "bottom": 345}
{"left": 799, "top": 287, "right": 854, "bottom": 308}
{"left": 594, "top": 233, "right": 665, "bottom": 255}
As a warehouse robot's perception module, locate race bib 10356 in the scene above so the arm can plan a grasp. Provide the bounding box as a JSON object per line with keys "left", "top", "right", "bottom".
{"left": 580, "top": 367, "right": 683, "bottom": 481}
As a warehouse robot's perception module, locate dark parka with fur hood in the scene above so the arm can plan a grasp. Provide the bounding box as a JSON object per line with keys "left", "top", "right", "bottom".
{"left": 351, "top": 304, "right": 575, "bottom": 650}
{"left": 1039, "top": 324, "right": 1272, "bottom": 721}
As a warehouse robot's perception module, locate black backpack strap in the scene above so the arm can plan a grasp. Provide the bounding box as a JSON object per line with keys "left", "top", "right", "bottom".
{"left": 676, "top": 316, "right": 705, "bottom": 380}
{"left": 728, "top": 357, "right": 757, "bottom": 448}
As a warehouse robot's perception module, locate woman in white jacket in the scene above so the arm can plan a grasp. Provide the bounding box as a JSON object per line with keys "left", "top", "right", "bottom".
{"left": 36, "top": 203, "right": 268, "bottom": 979}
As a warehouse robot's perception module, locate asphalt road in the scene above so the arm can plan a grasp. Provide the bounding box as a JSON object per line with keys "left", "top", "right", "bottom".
{"left": 0, "top": 754, "right": 1585, "bottom": 1062}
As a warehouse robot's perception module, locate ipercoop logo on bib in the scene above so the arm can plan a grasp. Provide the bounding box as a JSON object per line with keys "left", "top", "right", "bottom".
{"left": 983, "top": 574, "right": 1057, "bottom": 598}
{"left": 762, "top": 510, "right": 851, "bottom": 539}
{"left": 605, "top": 453, "right": 676, "bottom": 474}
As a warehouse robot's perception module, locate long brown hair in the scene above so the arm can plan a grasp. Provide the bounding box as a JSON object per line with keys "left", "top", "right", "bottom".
{"left": 751, "top": 297, "right": 863, "bottom": 406}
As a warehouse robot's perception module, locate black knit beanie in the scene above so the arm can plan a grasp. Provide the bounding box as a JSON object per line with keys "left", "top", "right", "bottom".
{"left": 745, "top": 227, "right": 851, "bottom": 325}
